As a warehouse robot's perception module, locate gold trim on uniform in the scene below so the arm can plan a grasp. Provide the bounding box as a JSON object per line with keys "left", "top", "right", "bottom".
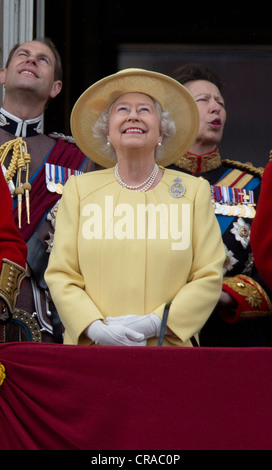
{"left": 0, "top": 259, "right": 25, "bottom": 313}
{"left": 12, "top": 309, "right": 42, "bottom": 342}
{"left": 174, "top": 149, "right": 221, "bottom": 173}
{"left": 223, "top": 275, "right": 272, "bottom": 312}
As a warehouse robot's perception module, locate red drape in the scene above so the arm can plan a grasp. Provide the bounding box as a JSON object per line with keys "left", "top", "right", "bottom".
{"left": 1, "top": 342, "right": 272, "bottom": 450}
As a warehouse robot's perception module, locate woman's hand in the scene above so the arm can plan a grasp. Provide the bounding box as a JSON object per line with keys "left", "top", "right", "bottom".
{"left": 106, "top": 313, "right": 161, "bottom": 339}
{"left": 85, "top": 319, "right": 147, "bottom": 346}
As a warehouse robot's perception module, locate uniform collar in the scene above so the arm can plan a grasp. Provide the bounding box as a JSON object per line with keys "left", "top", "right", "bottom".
{"left": 0, "top": 107, "right": 42, "bottom": 137}
{"left": 173, "top": 147, "right": 222, "bottom": 173}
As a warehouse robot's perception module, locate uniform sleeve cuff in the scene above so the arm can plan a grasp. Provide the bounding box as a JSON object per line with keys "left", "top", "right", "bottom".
{"left": 0, "top": 259, "right": 25, "bottom": 313}
{"left": 222, "top": 275, "right": 272, "bottom": 323}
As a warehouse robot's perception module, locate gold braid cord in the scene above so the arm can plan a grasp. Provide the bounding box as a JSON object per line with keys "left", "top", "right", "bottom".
{"left": 0, "top": 137, "right": 31, "bottom": 228}
{"left": 222, "top": 159, "right": 264, "bottom": 177}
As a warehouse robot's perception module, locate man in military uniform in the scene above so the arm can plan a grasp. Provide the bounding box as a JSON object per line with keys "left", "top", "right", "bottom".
{"left": 168, "top": 63, "right": 272, "bottom": 346}
{"left": 0, "top": 38, "right": 97, "bottom": 342}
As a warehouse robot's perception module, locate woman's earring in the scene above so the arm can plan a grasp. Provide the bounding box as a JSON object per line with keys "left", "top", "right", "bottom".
{"left": 106, "top": 141, "right": 111, "bottom": 147}
{"left": 157, "top": 141, "right": 162, "bottom": 147}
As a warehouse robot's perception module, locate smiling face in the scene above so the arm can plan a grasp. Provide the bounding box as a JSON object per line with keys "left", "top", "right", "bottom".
{"left": 184, "top": 80, "right": 226, "bottom": 154}
{"left": 107, "top": 93, "right": 162, "bottom": 159}
{"left": 0, "top": 41, "right": 62, "bottom": 103}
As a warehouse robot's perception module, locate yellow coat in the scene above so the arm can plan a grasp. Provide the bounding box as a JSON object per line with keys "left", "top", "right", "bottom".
{"left": 45, "top": 167, "right": 225, "bottom": 346}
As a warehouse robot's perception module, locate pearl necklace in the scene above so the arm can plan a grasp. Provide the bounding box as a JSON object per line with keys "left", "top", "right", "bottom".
{"left": 114, "top": 163, "right": 159, "bottom": 192}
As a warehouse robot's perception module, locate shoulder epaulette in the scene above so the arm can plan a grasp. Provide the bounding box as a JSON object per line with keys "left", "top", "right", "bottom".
{"left": 48, "top": 132, "right": 75, "bottom": 144}
{"left": 222, "top": 158, "right": 264, "bottom": 178}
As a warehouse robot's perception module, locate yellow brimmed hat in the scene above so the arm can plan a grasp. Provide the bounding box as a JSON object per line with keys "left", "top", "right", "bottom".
{"left": 70, "top": 68, "right": 199, "bottom": 168}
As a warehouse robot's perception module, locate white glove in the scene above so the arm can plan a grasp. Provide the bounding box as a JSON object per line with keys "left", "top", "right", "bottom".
{"left": 105, "top": 313, "right": 161, "bottom": 339}
{"left": 86, "top": 320, "right": 147, "bottom": 346}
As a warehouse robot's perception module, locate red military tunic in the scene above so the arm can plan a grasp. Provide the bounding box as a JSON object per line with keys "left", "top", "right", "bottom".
{"left": 0, "top": 166, "right": 27, "bottom": 269}
{"left": 251, "top": 159, "right": 272, "bottom": 290}
{"left": 0, "top": 166, "right": 27, "bottom": 328}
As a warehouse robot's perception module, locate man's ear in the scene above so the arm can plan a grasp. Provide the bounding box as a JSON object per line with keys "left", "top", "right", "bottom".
{"left": 0, "top": 68, "right": 7, "bottom": 86}
{"left": 49, "top": 80, "right": 62, "bottom": 99}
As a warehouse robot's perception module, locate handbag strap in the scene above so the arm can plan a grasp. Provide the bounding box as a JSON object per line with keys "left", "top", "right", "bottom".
{"left": 157, "top": 303, "right": 171, "bottom": 346}
{"left": 157, "top": 302, "right": 199, "bottom": 347}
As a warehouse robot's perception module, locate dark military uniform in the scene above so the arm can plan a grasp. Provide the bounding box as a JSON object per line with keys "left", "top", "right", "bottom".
{"left": 169, "top": 147, "right": 272, "bottom": 346}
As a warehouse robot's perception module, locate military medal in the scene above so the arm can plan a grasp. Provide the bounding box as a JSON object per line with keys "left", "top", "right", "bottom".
{"left": 46, "top": 163, "right": 57, "bottom": 192}
{"left": 47, "top": 180, "right": 57, "bottom": 192}
{"left": 222, "top": 204, "right": 231, "bottom": 216}
{"left": 243, "top": 205, "right": 252, "bottom": 218}
{"left": 45, "top": 163, "right": 83, "bottom": 194}
{"left": 248, "top": 205, "right": 256, "bottom": 218}
{"left": 45, "top": 231, "right": 55, "bottom": 253}
{"left": 169, "top": 177, "right": 185, "bottom": 198}
{"left": 47, "top": 200, "right": 60, "bottom": 229}
{"left": 237, "top": 204, "right": 246, "bottom": 217}
{"left": 230, "top": 218, "right": 251, "bottom": 249}
{"left": 56, "top": 183, "right": 63, "bottom": 194}
{"left": 227, "top": 205, "right": 235, "bottom": 217}
{"left": 211, "top": 184, "right": 256, "bottom": 219}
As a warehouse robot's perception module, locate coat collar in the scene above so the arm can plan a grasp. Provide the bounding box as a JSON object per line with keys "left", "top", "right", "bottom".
{"left": 173, "top": 147, "right": 222, "bottom": 173}
{"left": 0, "top": 107, "right": 42, "bottom": 138}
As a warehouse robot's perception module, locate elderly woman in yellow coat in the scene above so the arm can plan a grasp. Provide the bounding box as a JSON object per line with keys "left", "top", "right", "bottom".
{"left": 45, "top": 68, "right": 225, "bottom": 347}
